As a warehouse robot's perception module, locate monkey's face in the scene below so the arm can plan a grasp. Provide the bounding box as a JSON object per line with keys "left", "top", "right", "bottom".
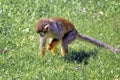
{"left": 38, "top": 24, "right": 56, "bottom": 37}
{"left": 39, "top": 24, "right": 50, "bottom": 37}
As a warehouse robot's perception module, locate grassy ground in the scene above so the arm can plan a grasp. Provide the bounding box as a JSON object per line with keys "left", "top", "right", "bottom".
{"left": 0, "top": 0, "right": 120, "bottom": 80}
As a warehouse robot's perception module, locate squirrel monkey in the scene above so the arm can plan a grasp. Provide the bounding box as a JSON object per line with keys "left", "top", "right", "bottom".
{"left": 35, "top": 17, "right": 120, "bottom": 57}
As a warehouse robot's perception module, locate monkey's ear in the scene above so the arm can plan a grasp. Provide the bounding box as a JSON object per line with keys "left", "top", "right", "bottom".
{"left": 44, "top": 24, "right": 50, "bottom": 31}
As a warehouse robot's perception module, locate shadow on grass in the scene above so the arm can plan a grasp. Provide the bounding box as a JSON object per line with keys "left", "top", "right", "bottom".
{"left": 64, "top": 49, "right": 98, "bottom": 65}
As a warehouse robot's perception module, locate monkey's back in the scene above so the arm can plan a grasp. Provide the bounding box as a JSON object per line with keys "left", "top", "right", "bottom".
{"left": 49, "top": 17, "right": 76, "bottom": 34}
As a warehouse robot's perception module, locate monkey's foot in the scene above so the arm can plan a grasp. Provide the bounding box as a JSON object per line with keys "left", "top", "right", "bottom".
{"left": 61, "top": 53, "right": 65, "bottom": 57}
{"left": 61, "top": 50, "right": 67, "bottom": 57}
{"left": 61, "top": 52, "right": 66, "bottom": 57}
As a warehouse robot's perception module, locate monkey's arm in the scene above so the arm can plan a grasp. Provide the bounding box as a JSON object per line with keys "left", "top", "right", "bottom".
{"left": 40, "top": 36, "right": 47, "bottom": 57}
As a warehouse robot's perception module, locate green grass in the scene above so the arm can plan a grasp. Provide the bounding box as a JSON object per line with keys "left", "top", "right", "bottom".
{"left": 0, "top": 0, "right": 120, "bottom": 80}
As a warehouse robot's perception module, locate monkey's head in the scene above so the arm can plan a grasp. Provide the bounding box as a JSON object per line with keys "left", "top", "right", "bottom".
{"left": 35, "top": 18, "right": 57, "bottom": 37}
{"left": 35, "top": 18, "right": 49, "bottom": 37}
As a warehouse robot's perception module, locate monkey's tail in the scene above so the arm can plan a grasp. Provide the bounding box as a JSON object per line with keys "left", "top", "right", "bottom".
{"left": 78, "top": 34, "right": 120, "bottom": 54}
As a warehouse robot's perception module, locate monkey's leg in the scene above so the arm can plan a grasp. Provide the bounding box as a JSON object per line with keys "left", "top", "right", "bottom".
{"left": 61, "top": 30, "right": 77, "bottom": 57}
{"left": 47, "top": 38, "right": 60, "bottom": 55}
{"left": 61, "top": 41, "right": 68, "bottom": 57}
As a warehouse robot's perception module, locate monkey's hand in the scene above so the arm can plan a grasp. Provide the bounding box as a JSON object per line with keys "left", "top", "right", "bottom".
{"left": 40, "top": 47, "right": 46, "bottom": 58}
{"left": 47, "top": 45, "right": 53, "bottom": 50}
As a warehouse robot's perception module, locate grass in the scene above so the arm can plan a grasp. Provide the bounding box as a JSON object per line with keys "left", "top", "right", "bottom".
{"left": 0, "top": 0, "right": 120, "bottom": 80}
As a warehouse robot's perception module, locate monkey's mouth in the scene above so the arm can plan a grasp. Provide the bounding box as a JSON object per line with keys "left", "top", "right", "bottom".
{"left": 40, "top": 33, "right": 45, "bottom": 37}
